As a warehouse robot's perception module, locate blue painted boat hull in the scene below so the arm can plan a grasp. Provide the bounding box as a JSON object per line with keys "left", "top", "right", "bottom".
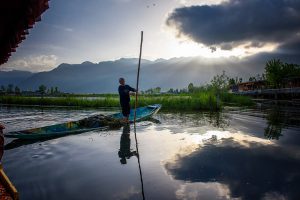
{"left": 111, "top": 104, "right": 161, "bottom": 122}
{"left": 5, "top": 104, "right": 161, "bottom": 139}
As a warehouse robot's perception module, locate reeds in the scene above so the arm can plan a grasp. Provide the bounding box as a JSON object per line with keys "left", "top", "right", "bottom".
{"left": 0, "top": 92, "right": 253, "bottom": 111}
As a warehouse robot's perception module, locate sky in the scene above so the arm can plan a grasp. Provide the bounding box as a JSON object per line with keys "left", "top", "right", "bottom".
{"left": 2, "top": 0, "right": 300, "bottom": 72}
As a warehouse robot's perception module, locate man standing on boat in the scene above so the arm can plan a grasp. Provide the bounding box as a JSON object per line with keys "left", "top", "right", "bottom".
{"left": 118, "top": 78, "right": 136, "bottom": 122}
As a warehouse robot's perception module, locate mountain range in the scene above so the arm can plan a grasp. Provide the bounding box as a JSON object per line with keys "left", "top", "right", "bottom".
{"left": 0, "top": 56, "right": 283, "bottom": 93}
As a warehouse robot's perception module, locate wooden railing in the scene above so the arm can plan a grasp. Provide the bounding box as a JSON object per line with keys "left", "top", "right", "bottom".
{"left": 234, "top": 87, "right": 300, "bottom": 96}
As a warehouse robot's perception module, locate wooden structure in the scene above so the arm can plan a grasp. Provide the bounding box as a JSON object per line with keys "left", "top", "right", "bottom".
{"left": 237, "top": 80, "right": 267, "bottom": 92}
{"left": 0, "top": 0, "right": 50, "bottom": 65}
{"left": 0, "top": 165, "right": 19, "bottom": 200}
{"left": 282, "top": 77, "right": 300, "bottom": 88}
{"left": 233, "top": 79, "right": 300, "bottom": 99}
{"left": 0, "top": 125, "right": 19, "bottom": 200}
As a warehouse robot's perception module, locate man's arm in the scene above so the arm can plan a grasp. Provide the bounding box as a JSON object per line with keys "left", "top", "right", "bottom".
{"left": 128, "top": 85, "right": 136, "bottom": 92}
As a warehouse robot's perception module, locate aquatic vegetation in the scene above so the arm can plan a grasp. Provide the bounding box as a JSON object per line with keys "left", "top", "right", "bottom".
{"left": 0, "top": 92, "right": 253, "bottom": 111}
{"left": 219, "top": 92, "right": 254, "bottom": 106}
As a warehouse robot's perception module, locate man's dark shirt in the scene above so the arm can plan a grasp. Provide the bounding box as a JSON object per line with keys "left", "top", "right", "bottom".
{"left": 118, "top": 85, "right": 135, "bottom": 106}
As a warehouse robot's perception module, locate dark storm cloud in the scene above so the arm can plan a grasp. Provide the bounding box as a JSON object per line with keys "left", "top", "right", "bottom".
{"left": 166, "top": 0, "right": 300, "bottom": 48}
{"left": 165, "top": 138, "right": 300, "bottom": 200}
{"left": 277, "top": 36, "right": 300, "bottom": 55}
{"left": 246, "top": 36, "right": 300, "bottom": 65}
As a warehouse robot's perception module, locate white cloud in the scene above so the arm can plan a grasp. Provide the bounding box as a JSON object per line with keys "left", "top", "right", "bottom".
{"left": 176, "top": 182, "right": 234, "bottom": 200}
{"left": 262, "top": 192, "right": 287, "bottom": 200}
{"left": 177, "top": 0, "right": 227, "bottom": 6}
{"left": 2, "top": 55, "right": 58, "bottom": 72}
{"left": 111, "top": 0, "right": 132, "bottom": 3}
{"left": 41, "top": 22, "right": 73, "bottom": 32}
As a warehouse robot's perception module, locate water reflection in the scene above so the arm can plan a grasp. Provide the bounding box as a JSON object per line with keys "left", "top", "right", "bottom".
{"left": 1, "top": 105, "right": 300, "bottom": 200}
{"left": 207, "top": 112, "right": 228, "bottom": 128}
{"left": 264, "top": 107, "right": 284, "bottom": 140}
{"left": 118, "top": 124, "right": 137, "bottom": 164}
{"left": 264, "top": 106, "right": 300, "bottom": 140}
{"left": 4, "top": 139, "right": 48, "bottom": 150}
{"left": 155, "top": 111, "right": 230, "bottom": 134}
{"left": 165, "top": 137, "right": 300, "bottom": 200}
{"left": 161, "top": 106, "right": 300, "bottom": 200}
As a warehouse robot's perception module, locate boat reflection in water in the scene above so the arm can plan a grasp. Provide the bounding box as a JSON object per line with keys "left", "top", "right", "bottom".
{"left": 118, "top": 123, "right": 137, "bottom": 165}
{"left": 1, "top": 105, "right": 300, "bottom": 200}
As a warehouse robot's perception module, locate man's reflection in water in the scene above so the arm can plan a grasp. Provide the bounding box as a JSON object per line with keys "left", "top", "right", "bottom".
{"left": 118, "top": 123, "right": 137, "bottom": 164}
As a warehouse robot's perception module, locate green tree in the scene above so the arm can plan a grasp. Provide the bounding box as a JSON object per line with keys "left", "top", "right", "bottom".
{"left": 154, "top": 87, "right": 161, "bottom": 94}
{"left": 14, "top": 86, "right": 21, "bottom": 95}
{"left": 38, "top": 85, "right": 47, "bottom": 96}
{"left": 249, "top": 76, "right": 256, "bottom": 82}
{"left": 228, "top": 78, "right": 236, "bottom": 86}
{"left": 168, "top": 88, "right": 174, "bottom": 93}
{"left": 7, "top": 84, "right": 14, "bottom": 94}
{"left": 265, "top": 59, "right": 300, "bottom": 88}
{"left": 210, "top": 71, "right": 229, "bottom": 91}
{"left": 188, "top": 83, "right": 194, "bottom": 93}
{"left": 256, "top": 74, "right": 262, "bottom": 81}
{"left": 0, "top": 85, "right": 5, "bottom": 92}
{"left": 265, "top": 59, "right": 284, "bottom": 88}
{"left": 282, "top": 63, "right": 300, "bottom": 77}
{"left": 54, "top": 87, "right": 59, "bottom": 93}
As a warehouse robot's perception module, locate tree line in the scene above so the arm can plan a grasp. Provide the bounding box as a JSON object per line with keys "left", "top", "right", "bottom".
{"left": 1, "top": 59, "right": 298, "bottom": 96}
{"left": 186, "top": 59, "right": 300, "bottom": 93}
{"left": 0, "top": 84, "right": 61, "bottom": 96}
{"left": 141, "top": 71, "right": 234, "bottom": 95}
{"left": 265, "top": 59, "right": 300, "bottom": 88}
{"left": 229, "top": 59, "right": 300, "bottom": 88}
{"left": 150, "top": 59, "right": 300, "bottom": 94}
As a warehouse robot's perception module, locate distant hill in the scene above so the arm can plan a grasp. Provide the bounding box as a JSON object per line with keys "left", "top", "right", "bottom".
{"left": 2, "top": 56, "right": 273, "bottom": 93}
{"left": 0, "top": 70, "right": 34, "bottom": 86}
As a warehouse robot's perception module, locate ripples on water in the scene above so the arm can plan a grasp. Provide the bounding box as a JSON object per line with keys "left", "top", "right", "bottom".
{"left": 0, "top": 105, "right": 300, "bottom": 200}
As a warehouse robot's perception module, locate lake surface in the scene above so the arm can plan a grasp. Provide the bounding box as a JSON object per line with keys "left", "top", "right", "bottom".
{"left": 1, "top": 105, "right": 300, "bottom": 200}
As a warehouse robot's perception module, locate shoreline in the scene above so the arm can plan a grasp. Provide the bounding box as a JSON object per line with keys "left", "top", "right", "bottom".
{"left": 0, "top": 94, "right": 254, "bottom": 111}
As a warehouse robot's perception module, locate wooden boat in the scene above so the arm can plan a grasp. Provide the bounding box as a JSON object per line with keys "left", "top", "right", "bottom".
{"left": 0, "top": 164, "right": 19, "bottom": 200}
{"left": 0, "top": 128, "right": 19, "bottom": 200}
{"left": 111, "top": 104, "right": 161, "bottom": 122}
{"left": 4, "top": 104, "right": 161, "bottom": 140}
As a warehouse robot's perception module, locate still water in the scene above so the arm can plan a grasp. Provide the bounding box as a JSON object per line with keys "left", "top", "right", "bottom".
{"left": 1, "top": 105, "right": 300, "bottom": 200}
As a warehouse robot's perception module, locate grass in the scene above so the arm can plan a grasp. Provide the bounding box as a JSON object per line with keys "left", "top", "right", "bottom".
{"left": 219, "top": 92, "right": 254, "bottom": 107}
{"left": 0, "top": 92, "right": 254, "bottom": 111}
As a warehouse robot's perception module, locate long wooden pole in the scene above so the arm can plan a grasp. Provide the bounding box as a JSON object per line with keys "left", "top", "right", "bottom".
{"left": 134, "top": 31, "right": 143, "bottom": 122}
{"left": 133, "top": 31, "right": 145, "bottom": 200}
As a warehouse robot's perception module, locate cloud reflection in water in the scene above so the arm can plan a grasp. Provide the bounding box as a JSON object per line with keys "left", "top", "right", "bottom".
{"left": 165, "top": 136, "right": 300, "bottom": 200}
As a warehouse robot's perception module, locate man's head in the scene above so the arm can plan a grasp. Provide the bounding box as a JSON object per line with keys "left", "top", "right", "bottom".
{"left": 119, "top": 77, "right": 125, "bottom": 85}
